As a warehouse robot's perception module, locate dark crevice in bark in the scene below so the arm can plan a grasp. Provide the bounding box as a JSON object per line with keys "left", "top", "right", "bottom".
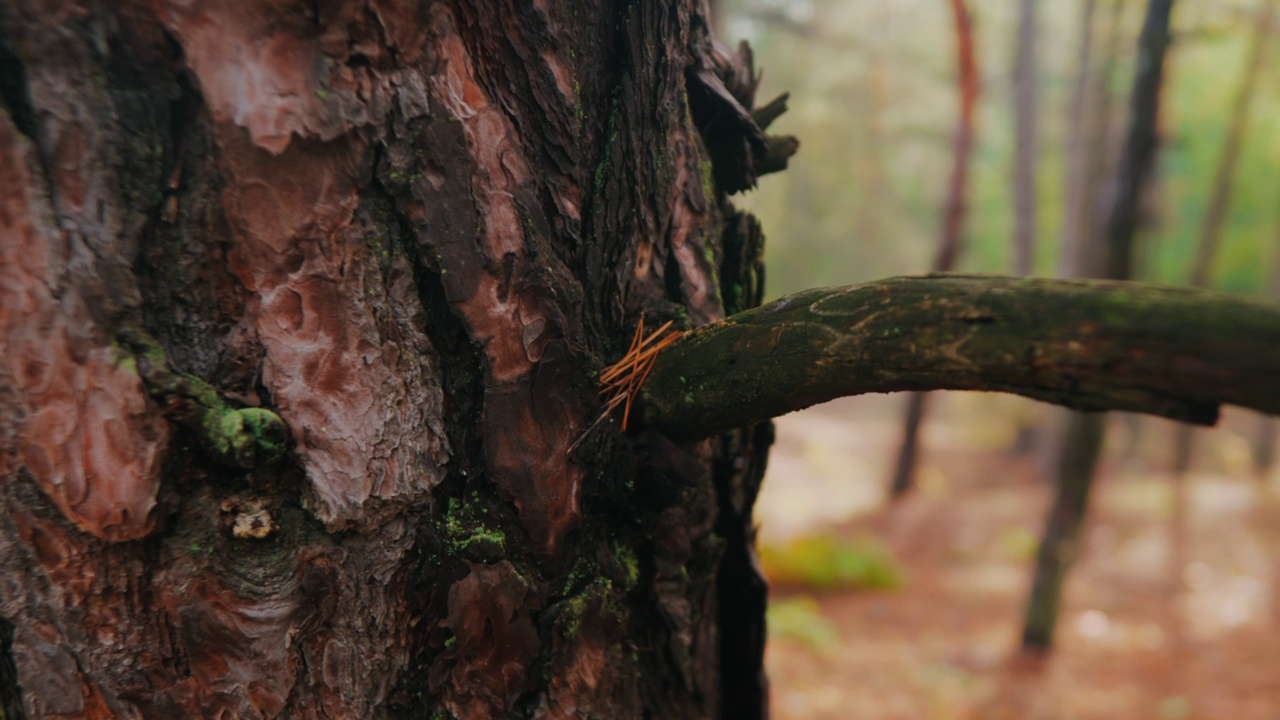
{"left": 388, "top": 199, "right": 486, "bottom": 484}
{"left": 711, "top": 423, "right": 773, "bottom": 720}
{"left": 0, "top": 17, "right": 58, "bottom": 216}
{"left": 685, "top": 24, "right": 778, "bottom": 719}
{"left": 373, "top": 175, "right": 530, "bottom": 715}
{"left": 0, "top": 615, "right": 24, "bottom": 720}
{"left": 718, "top": 209, "right": 766, "bottom": 317}
{"left": 101, "top": 30, "right": 180, "bottom": 234}
{"left": 579, "top": 0, "right": 646, "bottom": 349}
{"left": 0, "top": 29, "right": 37, "bottom": 143}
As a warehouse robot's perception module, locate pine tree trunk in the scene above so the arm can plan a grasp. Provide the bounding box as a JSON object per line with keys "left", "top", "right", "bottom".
{"left": 0, "top": 1, "right": 789, "bottom": 717}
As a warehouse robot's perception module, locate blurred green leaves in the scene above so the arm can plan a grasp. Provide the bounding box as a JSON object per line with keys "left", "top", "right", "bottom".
{"left": 760, "top": 533, "right": 903, "bottom": 591}
{"left": 725, "top": 0, "right": 1280, "bottom": 296}
{"left": 767, "top": 596, "right": 840, "bottom": 653}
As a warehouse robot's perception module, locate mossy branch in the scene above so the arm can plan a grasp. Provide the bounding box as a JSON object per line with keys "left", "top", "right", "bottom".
{"left": 641, "top": 274, "right": 1280, "bottom": 440}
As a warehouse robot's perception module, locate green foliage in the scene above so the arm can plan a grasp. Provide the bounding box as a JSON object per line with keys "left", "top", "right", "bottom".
{"left": 997, "top": 525, "right": 1039, "bottom": 561}
{"left": 767, "top": 595, "right": 839, "bottom": 653}
{"left": 759, "top": 532, "right": 903, "bottom": 591}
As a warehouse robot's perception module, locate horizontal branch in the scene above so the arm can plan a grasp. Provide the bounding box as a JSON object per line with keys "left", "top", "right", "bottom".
{"left": 641, "top": 274, "right": 1280, "bottom": 440}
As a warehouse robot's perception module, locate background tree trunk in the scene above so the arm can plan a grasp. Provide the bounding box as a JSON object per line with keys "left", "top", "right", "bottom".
{"left": 1021, "top": 0, "right": 1176, "bottom": 652}
{"left": 0, "top": 1, "right": 790, "bottom": 717}
{"left": 888, "top": 0, "right": 979, "bottom": 500}
{"left": 1012, "top": 0, "right": 1039, "bottom": 278}
{"left": 1173, "top": 0, "right": 1274, "bottom": 476}
{"left": 1059, "top": 0, "right": 1099, "bottom": 281}
{"left": 1037, "top": 0, "right": 1118, "bottom": 484}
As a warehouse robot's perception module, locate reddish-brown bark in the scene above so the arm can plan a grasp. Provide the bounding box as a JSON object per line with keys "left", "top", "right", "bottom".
{"left": 935, "top": 0, "right": 980, "bottom": 273}
{"left": 0, "top": 0, "right": 786, "bottom": 717}
{"left": 1, "top": 115, "right": 169, "bottom": 542}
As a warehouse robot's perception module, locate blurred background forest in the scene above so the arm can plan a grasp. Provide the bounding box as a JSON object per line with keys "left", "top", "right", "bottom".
{"left": 712, "top": 0, "right": 1280, "bottom": 718}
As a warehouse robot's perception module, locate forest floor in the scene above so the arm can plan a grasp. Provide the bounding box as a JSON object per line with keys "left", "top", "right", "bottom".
{"left": 758, "top": 395, "right": 1280, "bottom": 720}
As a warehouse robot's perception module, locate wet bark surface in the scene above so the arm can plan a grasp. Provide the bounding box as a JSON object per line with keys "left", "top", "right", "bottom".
{"left": 0, "top": 1, "right": 790, "bottom": 717}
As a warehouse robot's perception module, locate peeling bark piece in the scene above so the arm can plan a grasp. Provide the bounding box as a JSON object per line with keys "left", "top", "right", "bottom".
{"left": 0, "top": 111, "right": 168, "bottom": 542}
{"left": 750, "top": 92, "right": 789, "bottom": 132}
{"left": 215, "top": 128, "right": 449, "bottom": 529}
{"left": 160, "top": 0, "right": 428, "bottom": 153}
{"left": 436, "top": 561, "right": 540, "bottom": 719}
{"left": 685, "top": 67, "right": 766, "bottom": 194}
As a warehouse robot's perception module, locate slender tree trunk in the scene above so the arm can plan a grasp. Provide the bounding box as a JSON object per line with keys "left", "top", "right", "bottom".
{"left": 1059, "top": 0, "right": 1099, "bottom": 280}
{"left": 1012, "top": 0, "right": 1039, "bottom": 277}
{"left": 1021, "top": 414, "right": 1105, "bottom": 648}
{"left": 889, "top": 0, "right": 979, "bottom": 500}
{"left": 890, "top": 394, "right": 930, "bottom": 498}
{"left": 1187, "top": 0, "right": 1273, "bottom": 290}
{"left": 936, "top": 0, "right": 980, "bottom": 276}
{"left": 1173, "top": 0, "right": 1274, "bottom": 475}
{"left": 1039, "top": 0, "right": 1124, "bottom": 481}
{"left": 1021, "top": 0, "right": 1176, "bottom": 652}
{"left": 1006, "top": 0, "right": 1041, "bottom": 455}
{"left": 0, "top": 1, "right": 790, "bottom": 717}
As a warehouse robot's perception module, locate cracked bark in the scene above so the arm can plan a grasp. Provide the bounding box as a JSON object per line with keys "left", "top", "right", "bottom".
{"left": 0, "top": 0, "right": 778, "bottom": 717}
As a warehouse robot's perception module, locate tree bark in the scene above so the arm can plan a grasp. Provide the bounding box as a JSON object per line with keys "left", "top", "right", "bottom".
{"left": 643, "top": 274, "right": 1280, "bottom": 441}
{"left": 0, "top": 1, "right": 786, "bottom": 717}
{"left": 889, "top": 0, "right": 980, "bottom": 499}
{"left": 1105, "top": 0, "right": 1175, "bottom": 282}
{"left": 1021, "top": 413, "right": 1105, "bottom": 649}
{"left": 1, "top": 0, "right": 1274, "bottom": 716}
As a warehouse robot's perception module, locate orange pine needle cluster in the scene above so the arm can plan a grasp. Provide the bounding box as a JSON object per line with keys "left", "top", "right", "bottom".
{"left": 569, "top": 317, "right": 683, "bottom": 453}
